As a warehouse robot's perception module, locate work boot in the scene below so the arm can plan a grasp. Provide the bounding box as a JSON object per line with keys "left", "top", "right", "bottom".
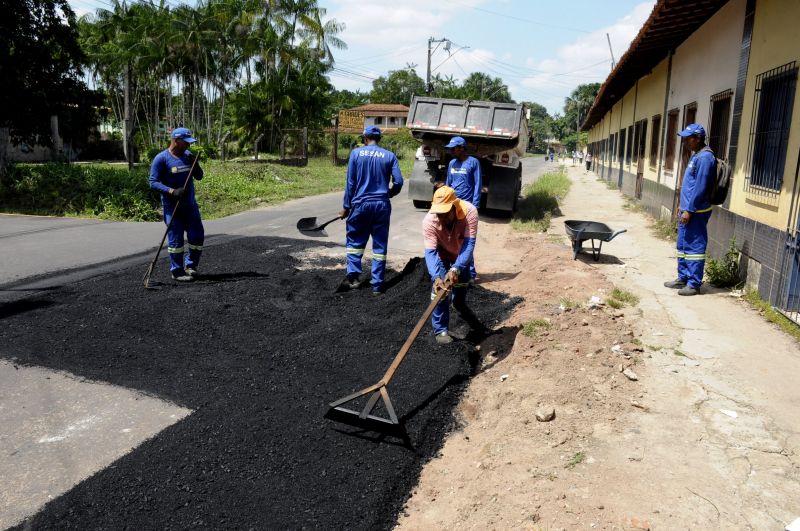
{"left": 341, "top": 275, "right": 360, "bottom": 290}
{"left": 185, "top": 267, "right": 198, "bottom": 277}
{"left": 435, "top": 332, "right": 453, "bottom": 345}
{"left": 678, "top": 285, "right": 700, "bottom": 296}
{"left": 171, "top": 269, "right": 194, "bottom": 282}
{"left": 663, "top": 278, "right": 687, "bottom": 289}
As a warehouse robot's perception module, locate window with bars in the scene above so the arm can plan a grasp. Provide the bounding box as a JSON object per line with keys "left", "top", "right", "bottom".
{"left": 745, "top": 62, "right": 798, "bottom": 193}
{"left": 649, "top": 114, "right": 661, "bottom": 169}
{"left": 664, "top": 109, "right": 680, "bottom": 173}
{"left": 708, "top": 90, "right": 733, "bottom": 158}
{"left": 618, "top": 129, "right": 626, "bottom": 163}
{"left": 636, "top": 119, "right": 647, "bottom": 165}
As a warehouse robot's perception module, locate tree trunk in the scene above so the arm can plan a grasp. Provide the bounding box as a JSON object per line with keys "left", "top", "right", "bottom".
{"left": 0, "top": 127, "right": 9, "bottom": 182}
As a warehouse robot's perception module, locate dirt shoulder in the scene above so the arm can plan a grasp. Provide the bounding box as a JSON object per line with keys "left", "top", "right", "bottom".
{"left": 397, "top": 165, "right": 800, "bottom": 530}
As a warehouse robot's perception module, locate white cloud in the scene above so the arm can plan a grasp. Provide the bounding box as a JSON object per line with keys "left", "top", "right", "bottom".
{"left": 519, "top": 1, "right": 655, "bottom": 113}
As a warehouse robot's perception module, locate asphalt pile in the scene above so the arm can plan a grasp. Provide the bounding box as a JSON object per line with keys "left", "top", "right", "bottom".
{"left": 1, "top": 236, "right": 517, "bottom": 530}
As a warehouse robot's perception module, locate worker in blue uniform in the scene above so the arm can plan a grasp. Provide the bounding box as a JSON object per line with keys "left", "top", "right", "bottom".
{"left": 338, "top": 125, "right": 404, "bottom": 295}
{"left": 445, "top": 136, "right": 482, "bottom": 283}
{"left": 664, "top": 123, "right": 716, "bottom": 296}
{"left": 149, "top": 127, "right": 205, "bottom": 282}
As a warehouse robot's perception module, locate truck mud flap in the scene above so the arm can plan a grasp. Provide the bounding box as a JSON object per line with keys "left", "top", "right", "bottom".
{"left": 407, "top": 159, "right": 440, "bottom": 203}
{"left": 486, "top": 165, "right": 521, "bottom": 212}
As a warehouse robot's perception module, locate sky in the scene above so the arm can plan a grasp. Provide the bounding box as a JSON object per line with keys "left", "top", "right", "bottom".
{"left": 67, "top": 0, "right": 656, "bottom": 115}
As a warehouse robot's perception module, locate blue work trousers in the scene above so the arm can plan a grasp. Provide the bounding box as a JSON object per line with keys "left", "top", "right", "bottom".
{"left": 431, "top": 263, "right": 472, "bottom": 335}
{"left": 345, "top": 199, "right": 390, "bottom": 290}
{"left": 164, "top": 201, "right": 204, "bottom": 273}
{"left": 677, "top": 210, "right": 711, "bottom": 288}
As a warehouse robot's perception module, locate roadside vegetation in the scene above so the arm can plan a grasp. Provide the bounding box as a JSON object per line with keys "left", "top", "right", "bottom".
{"left": 512, "top": 167, "right": 571, "bottom": 232}
{"left": 0, "top": 153, "right": 415, "bottom": 222}
{"left": 705, "top": 238, "right": 741, "bottom": 287}
{"left": 522, "top": 318, "right": 551, "bottom": 338}
{"left": 606, "top": 287, "right": 640, "bottom": 309}
{"left": 743, "top": 289, "right": 800, "bottom": 342}
{"left": 652, "top": 218, "right": 678, "bottom": 241}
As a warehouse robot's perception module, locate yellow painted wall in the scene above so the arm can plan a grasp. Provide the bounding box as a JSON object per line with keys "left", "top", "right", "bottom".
{"left": 728, "top": 0, "right": 800, "bottom": 229}
{"left": 634, "top": 59, "right": 669, "bottom": 183}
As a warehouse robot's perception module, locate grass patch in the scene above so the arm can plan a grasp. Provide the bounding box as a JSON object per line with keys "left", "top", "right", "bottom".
{"left": 743, "top": 289, "right": 800, "bottom": 342}
{"left": 523, "top": 318, "right": 551, "bottom": 338}
{"left": 559, "top": 297, "right": 579, "bottom": 309}
{"left": 0, "top": 157, "right": 355, "bottom": 221}
{"left": 511, "top": 168, "right": 571, "bottom": 233}
{"left": 606, "top": 298, "right": 623, "bottom": 309}
{"left": 673, "top": 349, "right": 687, "bottom": 357}
{"left": 706, "top": 237, "right": 741, "bottom": 288}
{"left": 605, "top": 180, "right": 618, "bottom": 190}
{"left": 564, "top": 451, "right": 586, "bottom": 469}
{"left": 652, "top": 218, "right": 678, "bottom": 241}
{"left": 546, "top": 234, "right": 565, "bottom": 244}
{"left": 622, "top": 197, "right": 646, "bottom": 213}
{"left": 610, "top": 288, "right": 640, "bottom": 306}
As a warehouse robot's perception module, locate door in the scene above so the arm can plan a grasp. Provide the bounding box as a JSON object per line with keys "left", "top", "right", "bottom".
{"left": 635, "top": 120, "right": 647, "bottom": 199}
{"left": 674, "top": 103, "right": 697, "bottom": 216}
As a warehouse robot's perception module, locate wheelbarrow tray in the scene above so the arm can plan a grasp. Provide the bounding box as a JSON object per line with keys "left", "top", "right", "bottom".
{"left": 564, "top": 220, "right": 626, "bottom": 261}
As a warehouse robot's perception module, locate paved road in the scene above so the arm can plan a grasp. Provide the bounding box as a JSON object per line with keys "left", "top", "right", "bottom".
{"left": 0, "top": 155, "right": 549, "bottom": 528}
{"left": 0, "top": 155, "right": 549, "bottom": 293}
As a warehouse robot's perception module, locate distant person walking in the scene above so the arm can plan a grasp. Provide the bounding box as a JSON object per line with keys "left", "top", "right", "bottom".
{"left": 339, "top": 125, "right": 404, "bottom": 295}
{"left": 444, "top": 136, "right": 482, "bottom": 283}
{"left": 148, "top": 127, "right": 204, "bottom": 282}
{"left": 585, "top": 151, "right": 593, "bottom": 172}
{"left": 663, "top": 123, "right": 715, "bottom": 296}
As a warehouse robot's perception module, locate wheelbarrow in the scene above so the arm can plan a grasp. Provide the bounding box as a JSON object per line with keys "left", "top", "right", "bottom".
{"left": 564, "top": 220, "right": 627, "bottom": 261}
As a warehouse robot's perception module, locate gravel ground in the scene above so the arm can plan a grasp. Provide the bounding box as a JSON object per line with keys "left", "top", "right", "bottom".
{"left": 1, "top": 236, "right": 517, "bottom": 530}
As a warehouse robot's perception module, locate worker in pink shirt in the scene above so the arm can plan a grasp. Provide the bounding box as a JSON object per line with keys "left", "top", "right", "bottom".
{"left": 423, "top": 186, "right": 488, "bottom": 344}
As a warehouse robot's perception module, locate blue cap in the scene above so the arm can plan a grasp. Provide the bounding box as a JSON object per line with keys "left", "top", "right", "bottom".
{"left": 678, "top": 123, "right": 706, "bottom": 137}
{"left": 445, "top": 136, "right": 466, "bottom": 148}
{"left": 171, "top": 127, "right": 197, "bottom": 143}
{"left": 363, "top": 125, "right": 382, "bottom": 136}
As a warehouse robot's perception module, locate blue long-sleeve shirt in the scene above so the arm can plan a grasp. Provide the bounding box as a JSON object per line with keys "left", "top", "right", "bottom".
{"left": 342, "top": 144, "right": 403, "bottom": 209}
{"left": 148, "top": 149, "right": 203, "bottom": 207}
{"left": 446, "top": 156, "right": 482, "bottom": 206}
{"left": 680, "top": 148, "right": 715, "bottom": 212}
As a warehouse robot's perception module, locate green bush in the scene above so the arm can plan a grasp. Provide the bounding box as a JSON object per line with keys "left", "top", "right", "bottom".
{"left": 511, "top": 168, "right": 571, "bottom": 232}
{"left": 706, "top": 237, "right": 740, "bottom": 287}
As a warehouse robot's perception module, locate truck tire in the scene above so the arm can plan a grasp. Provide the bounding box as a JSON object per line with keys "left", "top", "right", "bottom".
{"left": 413, "top": 200, "right": 431, "bottom": 209}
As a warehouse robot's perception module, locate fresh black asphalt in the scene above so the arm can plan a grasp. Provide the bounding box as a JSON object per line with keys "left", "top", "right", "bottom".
{"left": 1, "top": 236, "right": 518, "bottom": 529}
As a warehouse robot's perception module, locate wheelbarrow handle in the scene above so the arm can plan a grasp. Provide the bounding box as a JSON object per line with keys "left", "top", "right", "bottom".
{"left": 606, "top": 229, "right": 627, "bottom": 242}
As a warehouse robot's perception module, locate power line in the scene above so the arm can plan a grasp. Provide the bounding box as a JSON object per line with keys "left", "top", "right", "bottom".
{"left": 439, "top": 0, "right": 592, "bottom": 34}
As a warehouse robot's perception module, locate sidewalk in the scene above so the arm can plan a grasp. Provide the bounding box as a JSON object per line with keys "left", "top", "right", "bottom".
{"left": 558, "top": 163, "right": 800, "bottom": 527}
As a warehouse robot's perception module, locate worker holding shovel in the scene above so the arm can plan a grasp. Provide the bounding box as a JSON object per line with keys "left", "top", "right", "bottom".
{"left": 423, "top": 186, "right": 487, "bottom": 344}
{"left": 338, "top": 125, "right": 404, "bottom": 295}
{"left": 148, "top": 127, "right": 205, "bottom": 282}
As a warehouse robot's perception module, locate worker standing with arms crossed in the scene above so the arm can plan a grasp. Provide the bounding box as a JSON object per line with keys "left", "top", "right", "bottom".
{"left": 444, "top": 136, "right": 482, "bottom": 284}
{"left": 424, "top": 186, "right": 488, "bottom": 344}
{"left": 339, "top": 125, "right": 404, "bottom": 295}
{"left": 148, "top": 127, "right": 204, "bottom": 282}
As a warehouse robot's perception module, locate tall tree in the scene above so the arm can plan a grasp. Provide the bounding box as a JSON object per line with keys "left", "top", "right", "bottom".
{"left": 0, "top": 0, "right": 96, "bottom": 176}
{"left": 460, "top": 73, "right": 513, "bottom": 103}
{"left": 563, "top": 82, "right": 600, "bottom": 135}
{"left": 370, "top": 68, "right": 426, "bottom": 105}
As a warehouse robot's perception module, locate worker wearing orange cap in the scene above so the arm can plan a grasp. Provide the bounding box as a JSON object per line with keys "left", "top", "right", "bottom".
{"left": 423, "top": 186, "right": 487, "bottom": 344}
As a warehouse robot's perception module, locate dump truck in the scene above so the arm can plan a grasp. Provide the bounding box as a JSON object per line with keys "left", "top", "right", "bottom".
{"left": 405, "top": 96, "right": 529, "bottom": 212}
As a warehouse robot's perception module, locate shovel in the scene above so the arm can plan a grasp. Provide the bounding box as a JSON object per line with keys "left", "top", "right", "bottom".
{"left": 296, "top": 215, "right": 341, "bottom": 233}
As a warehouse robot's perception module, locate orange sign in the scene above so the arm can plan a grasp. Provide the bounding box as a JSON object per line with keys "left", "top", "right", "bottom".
{"left": 338, "top": 110, "right": 365, "bottom": 130}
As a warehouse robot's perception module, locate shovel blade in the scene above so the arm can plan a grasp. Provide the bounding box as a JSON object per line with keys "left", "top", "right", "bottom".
{"left": 296, "top": 216, "right": 319, "bottom": 231}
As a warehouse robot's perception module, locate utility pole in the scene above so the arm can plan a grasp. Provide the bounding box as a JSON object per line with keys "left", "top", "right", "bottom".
{"left": 124, "top": 61, "right": 133, "bottom": 170}
{"left": 606, "top": 33, "right": 616, "bottom": 70}
{"left": 426, "top": 37, "right": 449, "bottom": 94}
